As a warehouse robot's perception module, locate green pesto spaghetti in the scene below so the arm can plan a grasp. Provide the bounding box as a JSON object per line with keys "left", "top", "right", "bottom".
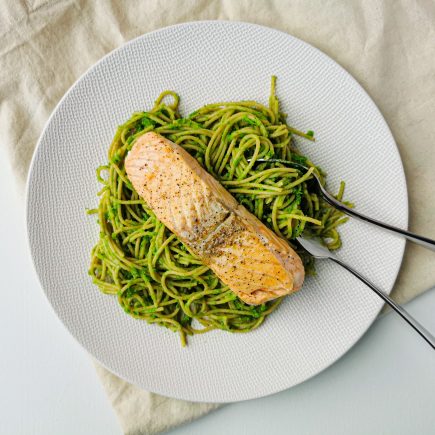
{"left": 88, "top": 77, "right": 350, "bottom": 346}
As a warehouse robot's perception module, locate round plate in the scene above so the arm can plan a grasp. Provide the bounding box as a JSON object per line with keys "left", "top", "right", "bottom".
{"left": 26, "top": 21, "right": 407, "bottom": 402}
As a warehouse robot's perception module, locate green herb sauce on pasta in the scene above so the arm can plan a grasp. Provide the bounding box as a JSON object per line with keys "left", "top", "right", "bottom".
{"left": 88, "top": 77, "right": 350, "bottom": 345}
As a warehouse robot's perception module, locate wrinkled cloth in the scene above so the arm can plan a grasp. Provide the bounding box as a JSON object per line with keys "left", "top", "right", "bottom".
{"left": 1, "top": 0, "right": 435, "bottom": 433}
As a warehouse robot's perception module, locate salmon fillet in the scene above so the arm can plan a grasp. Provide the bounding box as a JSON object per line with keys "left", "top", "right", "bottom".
{"left": 125, "top": 132, "right": 304, "bottom": 305}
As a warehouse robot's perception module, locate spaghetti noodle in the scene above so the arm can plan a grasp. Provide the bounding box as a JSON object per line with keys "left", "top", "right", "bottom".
{"left": 88, "top": 77, "right": 350, "bottom": 345}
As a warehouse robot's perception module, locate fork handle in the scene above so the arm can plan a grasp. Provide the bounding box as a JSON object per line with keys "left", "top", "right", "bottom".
{"left": 331, "top": 257, "right": 435, "bottom": 349}
{"left": 321, "top": 189, "right": 435, "bottom": 251}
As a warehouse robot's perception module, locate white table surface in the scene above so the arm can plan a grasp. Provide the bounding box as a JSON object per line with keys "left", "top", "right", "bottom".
{"left": 1, "top": 147, "right": 434, "bottom": 435}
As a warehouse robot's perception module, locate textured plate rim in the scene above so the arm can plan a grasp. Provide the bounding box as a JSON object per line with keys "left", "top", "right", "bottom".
{"left": 25, "top": 20, "right": 408, "bottom": 403}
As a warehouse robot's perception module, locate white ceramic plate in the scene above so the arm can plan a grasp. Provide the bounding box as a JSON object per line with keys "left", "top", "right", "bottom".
{"left": 27, "top": 21, "right": 408, "bottom": 402}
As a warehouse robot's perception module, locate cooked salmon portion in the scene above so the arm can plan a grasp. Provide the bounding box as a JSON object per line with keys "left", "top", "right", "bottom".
{"left": 125, "top": 132, "right": 305, "bottom": 305}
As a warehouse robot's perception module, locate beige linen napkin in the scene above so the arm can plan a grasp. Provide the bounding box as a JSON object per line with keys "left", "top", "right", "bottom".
{"left": 2, "top": 0, "right": 435, "bottom": 433}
